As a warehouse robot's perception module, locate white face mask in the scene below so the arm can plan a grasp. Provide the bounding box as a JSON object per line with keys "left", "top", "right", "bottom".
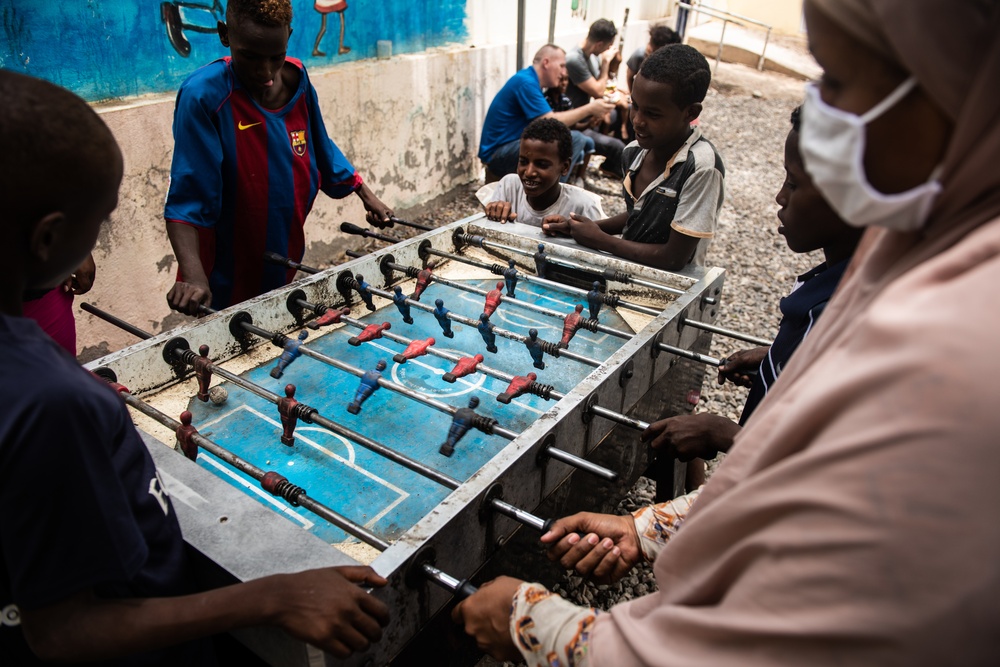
{"left": 800, "top": 78, "right": 942, "bottom": 231}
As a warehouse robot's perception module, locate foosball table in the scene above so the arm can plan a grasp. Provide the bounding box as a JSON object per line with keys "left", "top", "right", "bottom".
{"left": 85, "top": 213, "right": 727, "bottom": 666}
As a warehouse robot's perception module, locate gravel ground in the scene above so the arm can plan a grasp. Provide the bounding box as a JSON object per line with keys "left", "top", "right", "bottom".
{"left": 363, "top": 61, "right": 813, "bottom": 659}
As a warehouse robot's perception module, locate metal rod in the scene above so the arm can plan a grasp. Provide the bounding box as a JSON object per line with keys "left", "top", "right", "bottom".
{"left": 376, "top": 260, "right": 632, "bottom": 343}
{"left": 516, "top": 0, "right": 526, "bottom": 71}
{"left": 759, "top": 27, "right": 771, "bottom": 71}
{"left": 421, "top": 563, "right": 478, "bottom": 598}
{"left": 235, "top": 320, "right": 520, "bottom": 441}
{"left": 84, "top": 303, "right": 459, "bottom": 490}
{"left": 389, "top": 216, "right": 433, "bottom": 232}
{"left": 683, "top": 318, "right": 772, "bottom": 347}
{"left": 317, "top": 302, "right": 650, "bottom": 434}
{"left": 81, "top": 302, "right": 156, "bottom": 340}
{"left": 341, "top": 222, "right": 402, "bottom": 244}
{"left": 236, "top": 319, "right": 616, "bottom": 479}
{"left": 424, "top": 246, "right": 662, "bottom": 317}
{"left": 548, "top": 0, "right": 557, "bottom": 43}
{"left": 455, "top": 233, "right": 687, "bottom": 297}
{"left": 120, "top": 390, "right": 390, "bottom": 550}
{"left": 330, "top": 307, "right": 544, "bottom": 392}
{"left": 262, "top": 251, "right": 321, "bottom": 275}
{"left": 543, "top": 445, "right": 617, "bottom": 480}
{"left": 489, "top": 498, "right": 552, "bottom": 533}
{"left": 715, "top": 19, "right": 727, "bottom": 73}
{"left": 357, "top": 274, "right": 604, "bottom": 369}
{"left": 658, "top": 341, "right": 722, "bottom": 367}
{"left": 588, "top": 405, "right": 650, "bottom": 431}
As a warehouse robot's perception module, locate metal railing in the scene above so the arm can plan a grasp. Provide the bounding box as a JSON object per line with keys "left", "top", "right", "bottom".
{"left": 677, "top": 1, "right": 773, "bottom": 73}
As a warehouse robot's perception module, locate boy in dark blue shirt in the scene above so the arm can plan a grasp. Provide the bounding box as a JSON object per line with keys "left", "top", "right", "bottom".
{"left": 642, "top": 106, "right": 863, "bottom": 478}
{"left": 0, "top": 69, "right": 388, "bottom": 665}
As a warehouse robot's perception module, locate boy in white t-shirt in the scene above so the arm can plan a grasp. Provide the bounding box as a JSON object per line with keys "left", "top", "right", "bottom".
{"left": 477, "top": 118, "right": 605, "bottom": 228}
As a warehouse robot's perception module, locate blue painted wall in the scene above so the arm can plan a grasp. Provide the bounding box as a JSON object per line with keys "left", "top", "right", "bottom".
{"left": 0, "top": 1, "right": 468, "bottom": 102}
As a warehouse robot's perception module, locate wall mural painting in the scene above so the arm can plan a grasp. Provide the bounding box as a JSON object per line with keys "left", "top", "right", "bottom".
{"left": 0, "top": 0, "right": 467, "bottom": 102}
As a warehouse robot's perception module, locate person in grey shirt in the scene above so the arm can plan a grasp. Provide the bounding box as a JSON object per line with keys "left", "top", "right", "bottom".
{"left": 565, "top": 19, "right": 627, "bottom": 177}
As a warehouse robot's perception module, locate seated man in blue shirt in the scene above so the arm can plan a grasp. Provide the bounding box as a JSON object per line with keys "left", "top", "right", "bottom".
{"left": 478, "top": 44, "right": 614, "bottom": 181}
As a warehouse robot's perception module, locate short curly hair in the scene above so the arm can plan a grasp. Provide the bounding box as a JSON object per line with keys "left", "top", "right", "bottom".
{"left": 790, "top": 105, "right": 802, "bottom": 133}
{"left": 639, "top": 44, "right": 711, "bottom": 108}
{"left": 520, "top": 118, "right": 573, "bottom": 163}
{"left": 227, "top": 0, "right": 292, "bottom": 27}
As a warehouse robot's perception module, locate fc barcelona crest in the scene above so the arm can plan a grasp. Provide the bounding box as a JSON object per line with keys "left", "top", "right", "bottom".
{"left": 289, "top": 130, "right": 307, "bottom": 157}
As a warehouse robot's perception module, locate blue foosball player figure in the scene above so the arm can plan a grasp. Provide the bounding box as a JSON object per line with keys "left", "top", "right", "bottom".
{"left": 587, "top": 281, "right": 603, "bottom": 320}
{"left": 526, "top": 328, "right": 545, "bottom": 370}
{"left": 478, "top": 313, "right": 498, "bottom": 353}
{"left": 440, "top": 396, "right": 481, "bottom": 457}
{"left": 433, "top": 299, "right": 454, "bottom": 338}
{"left": 533, "top": 243, "right": 549, "bottom": 279}
{"left": 347, "top": 360, "right": 387, "bottom": 415}
{"left": 355, "top": 274, "right": 376, "bottom": 311}
{"left": 270, "top": 330, "right": 308, "bottom": 379}
{"left": 392, "top": 285, "right": 413, "bottom": 324}
{"left": 503, "top": 259, "right": 519, "bottom": 297}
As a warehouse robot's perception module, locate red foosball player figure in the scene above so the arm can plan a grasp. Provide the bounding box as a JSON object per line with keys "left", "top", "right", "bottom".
{"left": 442, "top": 354, "right": 485, "bottom": 383}
{"left": 497, "top": 373, "right": 537, "bottom": 404}
{"left": 393, "top": 337, "right": 435, "bottom": 364}
{"left": 412, "top": 262, "right": 436, "bottom": 301}
{"left": 277, "top": 384, "right": 299, "bottom": 447}
{"left": 483, "top": 281, "right": 504, "bottom": 317}
{"left": 308, "top": 305, "right": 350, "bottom": 329}
{"left": 193, "top": 344, "right": 212, "bottom": 401}
{"left": 348, "top": 321, "right": 391, "bottom": 346}
{"left": 175, "top": 410, "right": 199, "bottom": 461}
{"left": 559, "top": 304, "right": 585, "bottom": 349}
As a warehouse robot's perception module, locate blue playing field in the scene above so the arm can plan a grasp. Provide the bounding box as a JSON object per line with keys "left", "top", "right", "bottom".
{"left": 184, "top": 278, "right": 634, "bottom": 545}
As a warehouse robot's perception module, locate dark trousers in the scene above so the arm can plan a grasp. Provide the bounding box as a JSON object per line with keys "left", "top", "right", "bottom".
{"left": 582, "top": 128, "right": 625, "bottom": 178}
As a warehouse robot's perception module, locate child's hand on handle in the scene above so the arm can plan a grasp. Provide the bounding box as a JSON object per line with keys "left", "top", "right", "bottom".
{"left": 451, "top": 576, "right": 525, "bottom": 662}
{"left": 541, "top": 512, "right": 643, "bottom": 585}
{"left": 641, "top": 413, "right": 740, "bottom": 461}
{"left": 718, "top": 346, "right": 768, "bottom": 387}
{"left": 167, "top": 279, "right": 212, "bottom": 316}
{"left": 356, "top": 182, "right": 394, "bottom": 229}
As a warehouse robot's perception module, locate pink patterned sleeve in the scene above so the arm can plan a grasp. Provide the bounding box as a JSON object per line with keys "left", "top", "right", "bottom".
{"left": 631, "top": 487, "right": 702, "bottom": 562}
{"left": 509, "top": 582, "right": 599, "bottom": 667}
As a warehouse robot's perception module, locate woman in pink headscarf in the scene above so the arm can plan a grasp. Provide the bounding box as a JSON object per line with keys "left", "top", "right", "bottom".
{"left": 453, "top": 1, "right": 1000, "bottom": 664}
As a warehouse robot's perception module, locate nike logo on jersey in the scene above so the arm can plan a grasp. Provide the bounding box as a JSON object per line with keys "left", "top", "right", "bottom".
{"left": 238, "top": 121, "right": 262, "bottom": 130}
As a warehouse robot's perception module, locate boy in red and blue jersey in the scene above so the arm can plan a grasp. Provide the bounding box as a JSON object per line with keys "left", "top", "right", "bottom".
{"left": 165, "top": 0, "right": 393, "bottom": 313}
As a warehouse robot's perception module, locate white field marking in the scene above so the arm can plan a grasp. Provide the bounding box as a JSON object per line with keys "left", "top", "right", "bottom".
{"left": 198, "top": 404, "right": 408, "bottom": 531}
{"left": 156, "top": 468, "right": 209, "bottom": 512}
{"left": 242, "top": 406, "right": 408, "bottom": 530}
{"left": 381, "top": 341, "right": 547, "bottom": 415}
{"left": 296, "top": 426, "right": 356, "bottom": 464}
{"left": 198, "top": 456, "right": 315, "bottom": 530}
{"left": 194, "top": 404, "right": 246, "bottom": 430}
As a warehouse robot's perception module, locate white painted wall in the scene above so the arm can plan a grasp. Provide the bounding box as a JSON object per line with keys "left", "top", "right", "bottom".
{"left": 78, "top": 2, "right": 668, "bottom": 359}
